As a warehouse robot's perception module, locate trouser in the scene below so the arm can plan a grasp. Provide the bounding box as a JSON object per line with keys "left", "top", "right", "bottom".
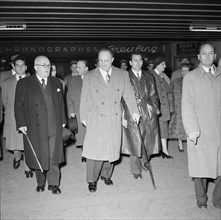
{"left": 194, "top": 176, "right": 221, "bottom": 205}
{"left": 86, "top": 159, "right": 114, "bottom": 183}
{"left": 35, "top": 136, "right": 60, "bottom": 186}
{"left": 130, "top": 148, "right": 147, "bottom": 175}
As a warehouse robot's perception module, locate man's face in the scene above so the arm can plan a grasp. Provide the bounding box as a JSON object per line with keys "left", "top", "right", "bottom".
{"left": 14, "top": 59, "right": 27, "bottom": 75}
{"left": 77, "top": 61, "right": 88, "bottom": 76}
{"left": 98, "top": 51, "right": 114, "bottom": 72}
{"left": 198, "top": 44, "right": 216, "bottom": 67}
{"left": 129, "top": 54, "right": 143, "bottom": 72}
{"left": 120, "top": 62, "right": 128, "bottom": 70}
{"left": 34, "top": 56, "right": 51, "bottom": 78}
{"left": 70, "top": 63, "right": 77, "bottom": 73}
{"left": 181, "top": 66, "right": 190, "bottom": 77}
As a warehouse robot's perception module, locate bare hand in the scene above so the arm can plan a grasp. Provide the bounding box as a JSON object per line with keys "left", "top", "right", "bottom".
{"left": 82, "top": 120, "right": 86, "bottom": 126}
{"left": 69, "top": 113, "right": 76, "bottom": 118}
{"left": 132, "top": 113, "right": 140, "bottom": 124}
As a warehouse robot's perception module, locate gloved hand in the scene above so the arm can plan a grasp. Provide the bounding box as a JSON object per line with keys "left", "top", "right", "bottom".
{"left": 122, "top": 119, "right": 128, "bottom": 128}
{"left": 18, "top": 126, "right": 27, "bottom": 135}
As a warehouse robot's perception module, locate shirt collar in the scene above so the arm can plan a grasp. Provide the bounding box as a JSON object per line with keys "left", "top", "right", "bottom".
{"left": 36, "top": 74, "right": 48, "bottom": 85}
{"left": 201, "top": 65, "right": 215, "bottom": 75}
{"left": 132, "top": 69, "right": 142, "bottom": 78}
{"left": 16, "top": 74, "right": 26, "bottom": 81}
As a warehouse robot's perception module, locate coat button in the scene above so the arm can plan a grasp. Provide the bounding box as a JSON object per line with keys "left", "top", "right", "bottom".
{"left": 102, "top": 102, "right": 104, "bottom": 105}
{"left": 101, "top": 114, "right": 103, "bottom": 116}
{"left": 115, "top": 101, "right": 117, "bottom": 104}
{"left": 37, "top": 123, "right": 39, "bottom": 126}
{"left": 117, "top": 89, "right": 119, "bottom": 91}
{"left": 116, "top": 113, "right": 118, "bottom": 116}
{"left": 96, "top": 90, "right": 98, "bottom": 92}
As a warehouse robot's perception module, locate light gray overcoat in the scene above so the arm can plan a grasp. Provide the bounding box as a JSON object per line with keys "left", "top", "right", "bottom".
{"left": 182, "top": 64, "right": 221, "bottom": 178}
{"left": 80, "top": 66, "right": 139, "bottom": 162}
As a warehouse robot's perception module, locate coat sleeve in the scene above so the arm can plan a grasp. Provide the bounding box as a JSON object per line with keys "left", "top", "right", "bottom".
{"left": 148, "top": 75, "right": 160, "bottom": 115}
{"left": 181, "top": 74, "right": 200, "bottom": 135}
{"left": 14, "top": 80, "right": 26, "bottom": 129}
{"left": 66, "top": 79, "right": 76, "bottom": 115}
{"left": 122, "top": 71, "right": 139, "bottom": 115}
{"left": 79, "top": 73, "right": 91, "bottom": 122}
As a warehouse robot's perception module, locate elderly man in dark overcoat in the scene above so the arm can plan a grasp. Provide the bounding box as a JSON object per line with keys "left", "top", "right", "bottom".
{"left": 14, "top": 55, "right": 66, "bottom": 194}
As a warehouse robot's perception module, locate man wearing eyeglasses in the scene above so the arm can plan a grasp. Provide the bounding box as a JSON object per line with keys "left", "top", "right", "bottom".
{"left": 14, "top": 55, "right": 66, "bottom": 194}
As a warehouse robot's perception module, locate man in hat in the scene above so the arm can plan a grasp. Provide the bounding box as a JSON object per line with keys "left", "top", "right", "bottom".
{"left": 171, "top": 56, "right": 190, "bottom": 81}
{"left": 67, "top": 60, "right": 88, "bottom": 162}
{"left": 80, "top": 48, "right": 140, "bottom": 192}
{"left": 14, "top": 55, "right": 66, "bottom": 194}
{"left": 119, "top": 59, "right": 128, "bottom": 71}
{"left": 64, "top": 60, "right": 78, "bottom": 88}
{"left": 151, "top": 56, "right": 174, "bottom": 159}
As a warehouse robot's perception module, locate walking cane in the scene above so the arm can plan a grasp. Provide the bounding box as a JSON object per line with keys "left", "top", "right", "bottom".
{"left": 136, "top": 123, "right": 156, "bottom": 190}
{"left": 24, "top": 134, "right": 43, "bottom": 172}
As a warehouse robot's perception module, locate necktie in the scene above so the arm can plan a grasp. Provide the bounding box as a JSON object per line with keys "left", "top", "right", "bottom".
{"left": 136, "top": 72, "right": 140, "bottom": 80}
{"left": 106, "top": 71, "right": 110, "bottom": 84}
{"left": 41, "top": 79, "right": 46, "bottom": 90}
{"left": 18, "top": 76, "right": 22, "bottom": 80}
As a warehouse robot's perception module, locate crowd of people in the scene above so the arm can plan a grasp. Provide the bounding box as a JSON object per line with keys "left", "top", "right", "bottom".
{"left": 0, "top": 42, "right": 220, "bottom": 210}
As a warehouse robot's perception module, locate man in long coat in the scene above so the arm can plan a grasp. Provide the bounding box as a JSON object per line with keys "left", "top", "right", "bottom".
{"left": 121, "top": 52, "right": 160, "bottom": 179}
{"left": 182, "top": 42, "right": 221, "bottom": 209}
{"left": 2, "top": 56, "right": 33, "bottom": 176}
{"left": 14, "top": 55, "right": 66, "bottom": 194}
{"left": 80, "top": 48, "right": 140, "bottom": 192}
{"left": 67, "top": 60, "right": 88, "bottom": 148}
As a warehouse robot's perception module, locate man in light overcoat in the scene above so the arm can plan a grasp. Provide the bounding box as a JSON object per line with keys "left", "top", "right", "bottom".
{"left": 182, "top": 42, "right": 221, "bottom": 209}
{"left": 80, "top": 48, "right": 140, "bottom": 192}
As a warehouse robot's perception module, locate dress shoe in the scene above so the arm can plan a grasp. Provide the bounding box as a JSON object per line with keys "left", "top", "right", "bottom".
{"left": 178, "top": 147, "right": 184, "bottom": 153}
{"left": 100, "top": 176, "right": 113, "bottom": 185}
{"left": 197, "top": 201, "right": 207, "bottom": 209}
{"left": 25, "top": 170, "right": 33, "bottom": 178}
{"left": 213, "top": 203, "right": 221, "bottom": 209}
{"left": 88, "top": 182, "right": 97, "bottom": 192}
{"left": 13, "top": 154, "right": 24, "bottom": 169}
{"left": 48, "top": 185, "right": 61, "bottom": 194}
{"left": 36, "top": 185, "right": 45, "bottom": 192}
{"left": 133, "top": 174, "right": 142, "bottom": 179}
{"left": 140, "top": 161, "right": 149, "bottom": 171}
{"left": 81, "top": 157, "right": 86, "bottom": 162}
{"left": 161, "top": 152, "right": 173, "bottom": 159}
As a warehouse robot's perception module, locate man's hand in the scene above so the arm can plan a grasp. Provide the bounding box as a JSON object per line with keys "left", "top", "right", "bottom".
{"left": 122, "top": 119, "right": 128, "bottom": 128}
{"left": 188, "top": 131, "right": 200, "bottom": 145}
{"left": 18, "top": 126, "right": 27, "bottom": 135}
{"left": 82, "top": 120, "right": 86, "bottom": 126}
{"left": 69, "top": 113, "right": 76, "bottom": 118}
{"left": 132, "top": 113, "right": 140, "bottom": 124}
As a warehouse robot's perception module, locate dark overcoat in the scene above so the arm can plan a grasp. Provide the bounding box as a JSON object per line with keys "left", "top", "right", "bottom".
{"left": 67, "top": 75, "right": 86, "bottom": 146}
{"left": 14, "top": 74, "right": 66, "bottom": 170}
{"left": 121, "top": 70, "right": 161, "bottom": 156}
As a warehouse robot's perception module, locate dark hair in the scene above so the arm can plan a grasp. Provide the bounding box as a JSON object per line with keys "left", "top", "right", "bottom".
{"left": 198, "top": 41, "right": 215, "bottom": 54}
{"left": 98, "top": 48, "right": 114, "bottom": 57}
{"left": 13, "top": 56, "right": 26, "bottom": 65}
{"left": 130, "top": 52, "right": 143, "bottom": 61}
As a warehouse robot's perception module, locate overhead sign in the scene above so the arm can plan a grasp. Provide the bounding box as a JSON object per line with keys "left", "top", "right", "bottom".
{"left": 177, "top": 42, "right": 200, "bottom": 55}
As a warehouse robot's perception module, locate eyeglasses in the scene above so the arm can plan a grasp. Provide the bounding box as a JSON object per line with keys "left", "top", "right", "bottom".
{"left": 35, "top": 63, "right": 51, "bottom": 69}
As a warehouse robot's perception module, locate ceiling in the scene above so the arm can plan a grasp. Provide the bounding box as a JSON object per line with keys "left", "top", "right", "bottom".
{"left": 0, "top": 0, "right": 221, "bottom": 41}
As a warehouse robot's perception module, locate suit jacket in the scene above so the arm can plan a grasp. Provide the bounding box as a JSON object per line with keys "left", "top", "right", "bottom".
{"left": 122, "top": 70, "right": 160, "bottom": 156}
{"left": 2, "top": 74, "right": 29, "bottom": 151}
{"left": 80, "top": 66, "right": 139, "bottom": 162}
{"left": 67, "top": 75, "right": 86, "bottom": 146}
{"left": 182, "top": 64, "right": 220, "bottom": 178}
{"left": 14, "top": 74, "right": 66, "bottom": 170}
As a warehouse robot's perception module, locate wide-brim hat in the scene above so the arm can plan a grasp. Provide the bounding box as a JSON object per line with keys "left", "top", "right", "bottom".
{"left": 153, "top": 56, "right": 166, "bottom": 69}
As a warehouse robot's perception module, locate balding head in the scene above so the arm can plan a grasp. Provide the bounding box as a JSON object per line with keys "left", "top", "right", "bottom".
{"left": 34, "top": 55, "right": 51, "bottom": 78}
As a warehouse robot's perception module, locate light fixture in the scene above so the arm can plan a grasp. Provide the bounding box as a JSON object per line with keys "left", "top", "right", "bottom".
{"left": 190, "top": 25, "right": 221, "bottom": 32}
{"left": 0, "top": 24, "right": 26, "bottom": 30}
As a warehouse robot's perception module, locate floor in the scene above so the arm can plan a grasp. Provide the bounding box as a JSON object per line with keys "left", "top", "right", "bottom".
{"left": 0, "top": 140, "right": 220, "bottom": 220}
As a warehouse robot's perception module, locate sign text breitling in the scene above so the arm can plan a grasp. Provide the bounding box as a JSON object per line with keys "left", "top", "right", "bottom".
{"left": 0, "top": 44, "right": 159, "bottom": 54}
